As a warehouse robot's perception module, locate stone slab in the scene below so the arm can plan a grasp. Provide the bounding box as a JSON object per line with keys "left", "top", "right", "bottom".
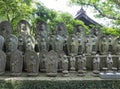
{"left": 99, "top": 72, "right": 120, "bottom": 79}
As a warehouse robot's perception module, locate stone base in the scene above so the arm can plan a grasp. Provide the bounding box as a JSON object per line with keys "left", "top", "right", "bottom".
{"left": 77, "top": 70, "right": 85, "bottom": 76}
{"left": 27, "top": 73, "right": 38, "bottom": 76}
{"left": 11, "top": 73, "right": 21, "bottom": 76}
{"left": 92, "top": 73, "right": 99, "bottom": 77}
{"left": 93, "top": 70, "right": 100, "bottom": 74}
{"left": 99, "top": 72, "right": 120, "bottom": 79}
{"left": 47, "top": 73, "right": 57, "bottom": 77}
{"left": 70, "top": 68, "right": 75, "bottom": 72}
{"left": 63, "top": 70, "right": 68, "bottom": 74}
{"left": 62, "top": 73, "right": 69, "bottom": 77}
{"left": 78, "top": 73, "right": 85, "bottom": 77}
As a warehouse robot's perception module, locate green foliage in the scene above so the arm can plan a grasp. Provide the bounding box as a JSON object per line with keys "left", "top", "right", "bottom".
{"left": 0, "top": 80, "right": 120, "bottom": 89}
{"left": 34, "top": 3, "right": 89, "bottom": 34}
{"left": 0, "top": 0, "right": 35, "bottom": 34}
{"left": 102, "top": 27, "right": 119, "bottom": 36}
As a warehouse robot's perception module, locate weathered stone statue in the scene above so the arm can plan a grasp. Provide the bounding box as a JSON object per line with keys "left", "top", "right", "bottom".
{"left": 41, "top": 38, "right": 48, "bottom": 51}
{"left": 93, "top": 54, "right": 100, "bottom": 74}
{"left": 17, "top": 20, "right": 35, "bottom": 54}
{"left": 85, "top": 35, "right": 98, "bottom": 55}
{"left": 91, "top": 35, "right": 98, "bottom": 54}
{"left": 77, "top": 55, "right": 85, "bottom": 76}
{"left": 39, "top": 50, "right": 48, "bottom": 72}
{"left": 58, "top": 52, "right": 66, "bottom": 72}
{"left": 24, "top": 41, "right": 39, "bottom": 76}
{"left": 62, "top": 55, "right": 69, "bottom": 76}
{"left": 45, "top": 50, "right": 58, "bottom": 77}
{"left": 68, "top": 34, "right": 78, "bottom": 56}
{"left": 118, "top": 57, "right": 120, "bottom": 72}
{"left": 69, "top": 54, "right": 76, "bottom": 72}
{"left": 48, "top": 34, "right": 55, "bottom": 51}
{"left": 99, "top": 36, "right": 108, "bottom": 54}
{"left": 7, "top": 34, "right": 23, "bottom": 76}
{"left": 78, "top": 37, "right": 85, "bottom": 55}
{"left": 18, "top": 35, "right": 25, "bottom": 53}
{"left": 17, "top": 20, "right": 31, "bottom": 36}
{"left": 114, "top": 36, "right": 120, "bottom": 54}
{"left": 106, "top": 54, "right": 113, "bottom": 72}
{"left": 54, "top": 35, "right": 64, "bottom": 53}
{"left": 108, "top": 35, "right": 114, "bottom": 53}
{"left": 0, "top": 21, "right": 13, "bottom": 39}
{"left": 35, "top": 21, "right": 50, "bottom": 52}
{"left": 63, "top": 38, "right": 69, "bottom": 55}
{"left": 82, "top": 54, "right": 87, "bottom": 71}
{"left": 0, "top": 35, "right": 6, "bottom": 75}
{"left": 54, "top": 22, "right": 68, "bottom": 38}
{"left": 74, "top": 25, "right": 86, "bottom": 37}
{"left": 36, "top": 21, "right": 50, "bottom": 39}
{"left": 85, "top": 36, "right": 92, "bottom": 55}
{"left": 91, "top": 27, "right": 102, "bottom": 37}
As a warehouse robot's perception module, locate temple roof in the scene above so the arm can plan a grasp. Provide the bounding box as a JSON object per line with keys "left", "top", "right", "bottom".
{"left": 75, "top": 8, "right": 99, "bottom": 26}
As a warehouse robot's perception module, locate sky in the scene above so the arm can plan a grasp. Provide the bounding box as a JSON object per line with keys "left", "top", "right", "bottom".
{"left": 35, "top": 0, "right": 111, "bottom": 26}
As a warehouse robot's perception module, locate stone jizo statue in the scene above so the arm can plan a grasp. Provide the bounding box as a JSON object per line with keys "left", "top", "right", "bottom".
{"left": 93, "top": 54, "right": 100, "bottom": 74}
{"left": 45, "top": 50, "right": 58, "bottom": 77}
{"left": 39, "top": 52, "right": 47, "bottom": 72}
{"left": 62, "top": 55, "right": 69, "bottom": 76}
{"left": 106, "top": 54, "right": 113, "bottom": 72}
{"left": 0, "top": 35, "right": 6, "bottom": 75}
{"left": 70, "top": 54, "right": 76, "bottom": 72}
{"left": 99, "top": 36, "right": 108, "bottom": 54}
{"left": 24, "top": 42, "right": 39, "bottom": 75}
{"left": 8, "top": 35, "right": 23, "bottom": 76}
{"left": 77, "top": 55, "right": 85, "bottom": 74}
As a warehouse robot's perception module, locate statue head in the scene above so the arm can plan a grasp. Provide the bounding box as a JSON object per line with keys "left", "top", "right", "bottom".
{"left": 18, "top": 35, "right": 24, "bottom": 45}
{"left": 75, "top": 24, "right": 85, "bottom": 35}
{"left": 0, "top": 35, "right": 5, "bottom": 50}
{"left": 7, "top": 34, "right": 18, "bottom": 52}
{"left": 0, "top": 21, "right": 13, "bottom": 38}
{"left": 36, "top": 21, "right": 47, "bottom": 36}
{"left": 26, "top": 37, "right": 34, "bottom": 51}
{"left": 18, "top": 20, "right": 30, "bottom": 35}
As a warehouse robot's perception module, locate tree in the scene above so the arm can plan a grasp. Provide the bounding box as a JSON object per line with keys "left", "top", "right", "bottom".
{"left": 34, "top": 3, "right": 89, "bottom": 34}
{"left": 0, "top": 0, "right": 35, "bottom": 31}
{"left": 55, "top": 12, "right": 89, "bottom": 34}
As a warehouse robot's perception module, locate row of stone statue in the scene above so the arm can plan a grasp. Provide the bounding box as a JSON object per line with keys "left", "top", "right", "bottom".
{"left": 0, "top": 20, "right": 120, "bottom": 76}
{"left": 0, "top": 20, "right": 120, "bottom": 56}
{"left": 0, "top": 40, "right": 119, "bottom": 76}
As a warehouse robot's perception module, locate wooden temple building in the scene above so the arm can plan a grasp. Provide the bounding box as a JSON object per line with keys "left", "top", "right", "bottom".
{"left": 75, "top": 8, "right": 99, "bottom": 27}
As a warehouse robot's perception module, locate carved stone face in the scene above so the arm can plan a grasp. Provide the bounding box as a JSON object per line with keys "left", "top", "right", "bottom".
{"left": 103, "top": 37, "right": 106, "bottom": 42}
{"left": 18, "top": 36, "right": 24, "bottom": 46}
{"left": 8, "top": 36, "right": 18, "bottom": 52}
{"left": 26, "top": 43, "right": 33, "bottom": 51}
{"left": 21, "top": 24, "right": 26, "bottom": 31}
{"left": 39, "top": 23, "right": 45, "bottom": 31}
